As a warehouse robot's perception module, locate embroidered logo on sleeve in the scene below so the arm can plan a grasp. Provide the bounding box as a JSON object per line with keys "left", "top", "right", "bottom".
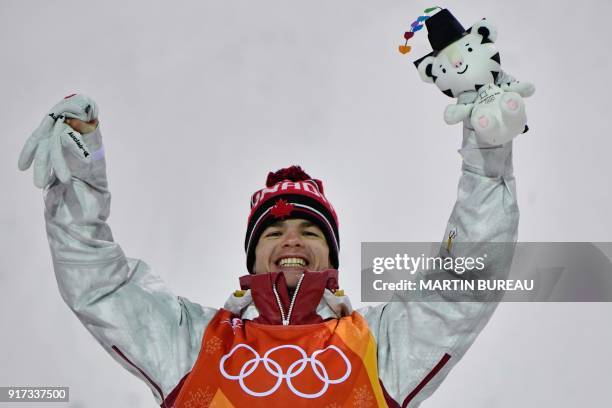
{"left": 446, "top": 229, "right": 457, "bottom": 251}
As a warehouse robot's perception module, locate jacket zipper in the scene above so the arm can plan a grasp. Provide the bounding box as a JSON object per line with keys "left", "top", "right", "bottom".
{"left": 112, "top": 345, "right": 166, "bottom": 406}
{"left": 272, "top": 273, "right": 305, "bottom": 325}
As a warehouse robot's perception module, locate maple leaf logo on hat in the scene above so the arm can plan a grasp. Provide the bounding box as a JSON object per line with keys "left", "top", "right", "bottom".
{"left": 270, "top": 199, "right": 294, "bottom": 219}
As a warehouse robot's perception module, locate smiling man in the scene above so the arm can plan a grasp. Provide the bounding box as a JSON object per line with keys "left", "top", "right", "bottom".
{"left": 20, "top": 94, "right": 519, "bottom": 407}
{"left": 254, "top": 219, "right": 330, "bottom": 289}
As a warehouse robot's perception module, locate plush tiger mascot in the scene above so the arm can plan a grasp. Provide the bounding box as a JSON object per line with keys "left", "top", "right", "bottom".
{"left": 402, "top": 8, "right": 535, "bottom": 146}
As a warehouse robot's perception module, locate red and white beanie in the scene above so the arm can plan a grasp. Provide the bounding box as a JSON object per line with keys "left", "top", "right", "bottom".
{"left": 245, "top": 166, "right": 339, "bottom": 273}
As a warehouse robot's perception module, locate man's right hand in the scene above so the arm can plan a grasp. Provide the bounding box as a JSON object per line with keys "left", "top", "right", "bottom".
{"left": 65, "top": 118, "right": 99, "bottom": 134}
{"left": 18, "top": 94, "right": 99, "bottom": 188}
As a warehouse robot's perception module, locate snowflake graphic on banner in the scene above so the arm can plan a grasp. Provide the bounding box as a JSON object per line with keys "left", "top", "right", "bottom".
{"left": 184, "top": 386, "right": 214, "bottom": 408}
{"left": 353, "top": 385, "right": 375, "bottom": 407}
{"left": 205, "top": 336, "right": 223, "bottom": 355}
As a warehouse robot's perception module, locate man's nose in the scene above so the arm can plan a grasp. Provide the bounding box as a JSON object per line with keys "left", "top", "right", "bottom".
{"left": 282, "top": 229, "right": 303, "bottom": 247}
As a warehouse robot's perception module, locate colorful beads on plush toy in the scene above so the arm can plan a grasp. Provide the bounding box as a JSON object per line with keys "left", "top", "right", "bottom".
{"left": 399, "top": 6, "right": 441, "bottom": 54}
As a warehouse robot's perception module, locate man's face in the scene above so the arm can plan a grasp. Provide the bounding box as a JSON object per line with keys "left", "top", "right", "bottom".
{"left": 253, "top": 218, "right": 331, "bottom": 288}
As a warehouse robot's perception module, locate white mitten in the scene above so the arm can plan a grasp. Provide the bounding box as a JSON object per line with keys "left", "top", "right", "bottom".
{"left": 469, "top": 84, "right": 527, "bottom": 146}
{"left": 18, "top": 94, "right": 99, "bottom": 188}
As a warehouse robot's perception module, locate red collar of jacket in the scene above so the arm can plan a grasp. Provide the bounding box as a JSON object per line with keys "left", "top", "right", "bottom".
{"left": 238, "top": 270, "right": 339, "bottom": 325}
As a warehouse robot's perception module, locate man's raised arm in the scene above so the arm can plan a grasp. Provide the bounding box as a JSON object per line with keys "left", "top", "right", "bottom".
{"left": 19, "top": 95, "right": 217, "bottom": 405}
{"left": 359, "top": 130, "right": 519, "bottom": 407}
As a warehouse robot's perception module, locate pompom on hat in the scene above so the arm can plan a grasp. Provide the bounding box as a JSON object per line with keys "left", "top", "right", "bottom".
{"left": 245, "top": 166, "right": 339, "bottom": 273}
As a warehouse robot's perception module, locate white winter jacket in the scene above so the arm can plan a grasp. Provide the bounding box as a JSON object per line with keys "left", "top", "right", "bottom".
{"left": 43, "top": 121, "right": 518, "bottom": 406}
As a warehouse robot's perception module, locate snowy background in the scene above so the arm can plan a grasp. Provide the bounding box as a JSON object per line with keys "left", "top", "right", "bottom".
{"left": 2, "top": 0, "right": 611, "bottom": 406}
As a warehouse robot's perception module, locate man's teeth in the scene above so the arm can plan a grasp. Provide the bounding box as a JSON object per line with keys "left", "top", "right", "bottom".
{"left": 278, "top": 258, "right": 306, "bottom": 267}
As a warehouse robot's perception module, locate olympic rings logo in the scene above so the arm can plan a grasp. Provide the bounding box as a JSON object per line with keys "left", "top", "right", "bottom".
{"left": 219, "top": 343, "right": 352, "bottom": 398}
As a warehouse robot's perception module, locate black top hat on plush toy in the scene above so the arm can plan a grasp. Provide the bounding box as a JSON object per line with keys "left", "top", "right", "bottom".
{"left": 398, "top": 7, "right": 467, "bottom": 67}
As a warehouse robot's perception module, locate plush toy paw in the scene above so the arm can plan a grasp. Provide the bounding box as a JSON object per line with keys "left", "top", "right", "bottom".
{"left": 444, "top": 103, "right": 474, "bottom": 125}
{"left": 500, "top": 91, "right": 526, "bottom": 118}
{"left": 470, "top": 84, "right": 527, "bottom": 146}
{"left": 503, "top": 95, "right": 520, "bottom": 112}
{"left": 471, "top": 111, "right": 500, "bottom": 144}
{"left": 501, "top": 81, "right": 535, "bottom": 98}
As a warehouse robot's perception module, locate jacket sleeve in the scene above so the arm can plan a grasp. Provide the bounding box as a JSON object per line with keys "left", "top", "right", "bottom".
{"left": 43, "top": 126, "right": 218, "bottom": 405}
{"left": 358, "top": 128, "right": 519, "bottom": 407}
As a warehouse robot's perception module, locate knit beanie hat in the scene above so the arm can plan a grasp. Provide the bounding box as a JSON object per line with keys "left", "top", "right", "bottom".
{"left": 245, "top": 166, "right": 339, "bottom": 273}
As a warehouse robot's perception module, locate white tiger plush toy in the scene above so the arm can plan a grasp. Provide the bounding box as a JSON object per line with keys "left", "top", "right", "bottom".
{"left": 404, "top": 8, "right": 535, "bottom": 146}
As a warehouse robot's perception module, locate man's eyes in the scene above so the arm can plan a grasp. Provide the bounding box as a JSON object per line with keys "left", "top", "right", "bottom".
{"left": 263, "top": 229, "right": 323, "bottom": 238}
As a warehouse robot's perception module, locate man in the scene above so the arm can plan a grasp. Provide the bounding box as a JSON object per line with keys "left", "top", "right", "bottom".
{"left": 18, "top": 88, "right": 518, "bottom": 407}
